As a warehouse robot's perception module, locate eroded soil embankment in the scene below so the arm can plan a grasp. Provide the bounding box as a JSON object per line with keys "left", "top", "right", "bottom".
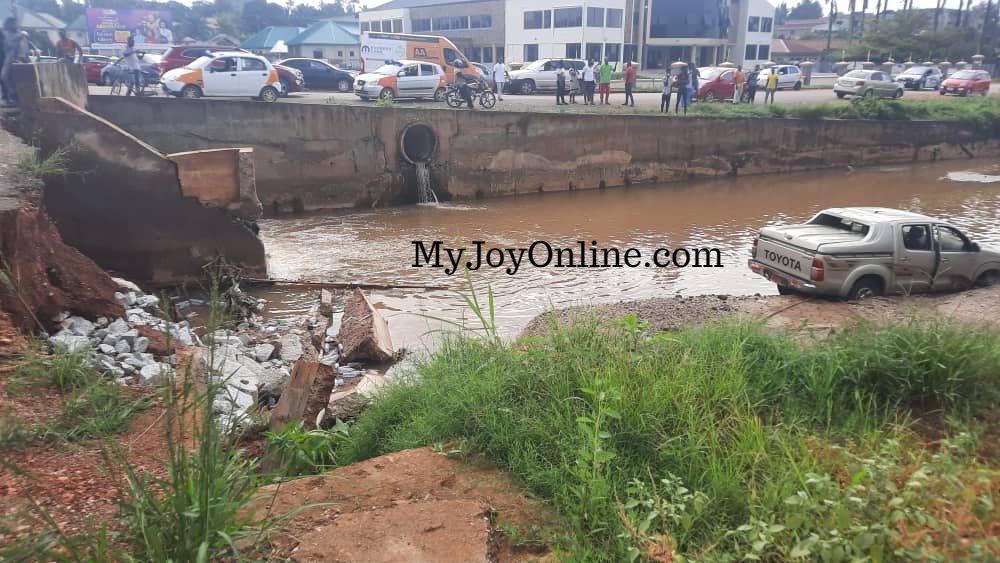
{"left": 521, "top": 285, "right": 1000, "bottom": 338}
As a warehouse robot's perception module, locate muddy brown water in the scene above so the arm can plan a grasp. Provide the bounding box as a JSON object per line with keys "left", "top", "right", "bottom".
{"left": 253, "top": 159, "right": 1000, "bottom": 351}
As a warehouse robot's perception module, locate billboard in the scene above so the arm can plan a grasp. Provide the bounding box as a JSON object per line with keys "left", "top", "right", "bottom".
{"left": 87, "top": 8, "right": 175, "bottom": 51}
{"left": 360, "top": 33, "right": 408, "bottom": 70}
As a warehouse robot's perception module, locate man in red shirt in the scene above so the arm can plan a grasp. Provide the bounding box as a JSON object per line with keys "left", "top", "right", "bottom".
{"left": 622, "top": 61, "right": 636, "bottom": 107}
{"left": 55, "top": 30, "right": 82, "bottom": 62}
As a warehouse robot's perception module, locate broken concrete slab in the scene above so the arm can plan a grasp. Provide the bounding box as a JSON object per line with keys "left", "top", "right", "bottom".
{"left": 326, "top": 371, "right": 387, "bottom": 421}
{"left": 269, "top": 361, "right": 320, "bottom": 432}
{"left": 278, "top": 333, "right": 303, "bottom": 362}
{"left": 338, "top": 288, "right": 394, "bottom": 363}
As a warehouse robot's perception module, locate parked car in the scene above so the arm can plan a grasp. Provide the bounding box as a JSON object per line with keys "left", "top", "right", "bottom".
{"left": 894, "top": 66, "right": 942, "bottom": 90}
{"left": 834, "top": 69, "right": 903, "bottom": 98}
{"left": 354, "top": 60, "right": 447, "bottom": 101}
{"left": 697, "top": 66, "right": 737, "bottom": 101}
{"left": 277, "top": 58, "right": 357, "bottom": 92}
{"left": 160, "top": 51, "right": 282, "bottom": 102}
{"left": 507, "top": 59, "right": 587, "bottom": 94}
{"left": 939, "top": 69, "right": 991, "bottom": 96}
{"left": 748, "top": 207, "right": 1000, "bottom": 299}
{"left": 100, "top": 54, "right": 163, "bottom": 87}
{"left": 154, "top": 45, "right": 251, "bottom": 74}
{"left": 81, "top": 55, "right": 114, "bottom": 83}
{"left": 755, "top": 65, "right": 802, "bottom": 90}
{"left": 273, "top": 64, "right": 304, "bottom": 96}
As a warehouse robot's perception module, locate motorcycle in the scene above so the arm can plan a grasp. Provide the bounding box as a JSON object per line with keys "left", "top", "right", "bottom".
{"left": 445, "top": 78, "right": 496, "bottom": 109}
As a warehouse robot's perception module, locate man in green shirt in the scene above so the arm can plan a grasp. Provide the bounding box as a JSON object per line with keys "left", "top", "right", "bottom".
{"left": 598, "top": 59, "right": 614, "bottom": 104}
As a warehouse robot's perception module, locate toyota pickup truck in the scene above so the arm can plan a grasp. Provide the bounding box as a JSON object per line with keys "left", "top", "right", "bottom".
{"left": 748, "top": 207, "right": 1000, "bottom": 299}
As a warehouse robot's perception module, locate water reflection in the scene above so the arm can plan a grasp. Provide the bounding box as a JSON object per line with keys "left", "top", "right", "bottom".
{"left": 256, "top": 159, "right": 1000, "bottom": 350}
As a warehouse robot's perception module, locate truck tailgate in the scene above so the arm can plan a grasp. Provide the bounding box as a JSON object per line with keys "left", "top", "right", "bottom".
{"left": 755, "top": 237, "right": 815, "bottom": 280}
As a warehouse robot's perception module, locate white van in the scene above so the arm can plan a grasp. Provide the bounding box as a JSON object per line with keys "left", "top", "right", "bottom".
{"left": 507, "top": 59, "right": 588, "bottom": 94}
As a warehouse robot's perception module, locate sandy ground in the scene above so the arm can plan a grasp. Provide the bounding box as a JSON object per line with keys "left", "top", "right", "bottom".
{"left": 521, "top": 285, "right": 1000, "bottom": 338}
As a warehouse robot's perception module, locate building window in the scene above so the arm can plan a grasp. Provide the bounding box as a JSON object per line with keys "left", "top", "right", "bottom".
{"left": 761, "top": 17, "right": 773, "bottom": 32}
{"left": 369, "top": 21, "right": 380, "bottom": 32}
{"left": 554, "top": 7, "right": 582, "bottom": 28}
{"left": 470, "top": 15, "right": 492, "bottom": 28}
{"left": 313, "top": 49, "right": 323, "bottom": 59}
{"left": 338, "top": 50, "right": 343, "bottom": 57}
{"left": 566, "top": 43, "right": 581, "bottom": 58}
{"left": 350, "top": 50, "right": 355, "bottom": 57}
{"left": 381, "top": 20, "right": 392, "bottom": 32}
{"left": 606, "top": 8, "right": 623, "bottom": 28}
{"left": 586, "top": 42, "right": 602, "bottom": 62}
{"left": 496, "top": 46, "right": 504, "bottom": 61}
{"left": 435, "top": 16, "right": 469, "bottom": 30}
{"left": 469, "top": 47, "right": 481, "bottom": 61}
{"left": 757, "top": 45, "right": 770, "bottom": 59}
{"left": 587, "top": 7, "right": 604, "bottom": 27}
{"left": 650, "top": 0, "right": 726, "bottom": 38}
{"left": 605, "top": 43, "right": 620, "bottom": 62}
{"left": 392, "top": 19, "right": 403, "bottom": 33}
{"left": 483, "top": 46, "right": 493, "bottom": 63}
{"left": 524, "top": 44, "right": 538, "bottom": 61}
{"left": 748, "top": 16, "right": 760, "bottom": 32}
{"left": 412, "top": 18, "right": 431, "bottom": 32}
{"left": 745, "top": 45, "right": 757, "bottom": 59}
{"left": 361, "top": 22, "right": 370, "bottom": 32}
{"left": 524, "top": 10, "right": 549, "bottom": 29}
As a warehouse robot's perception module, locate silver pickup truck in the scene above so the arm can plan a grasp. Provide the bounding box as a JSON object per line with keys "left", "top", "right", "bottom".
{"left": 748, "top": 207, "right": 1000, "bottom": 299}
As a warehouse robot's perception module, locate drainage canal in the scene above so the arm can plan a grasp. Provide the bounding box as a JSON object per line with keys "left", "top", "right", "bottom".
{"left": 400, "top": 124, "right": 439, "bottom": 204}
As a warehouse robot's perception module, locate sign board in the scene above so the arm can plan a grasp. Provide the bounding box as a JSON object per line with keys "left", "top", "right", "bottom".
{"left": 87, "top": 8, "right": 174, "bottom": 51}
{"left": 359, "top": 33, "right": 408, "bottom": 70}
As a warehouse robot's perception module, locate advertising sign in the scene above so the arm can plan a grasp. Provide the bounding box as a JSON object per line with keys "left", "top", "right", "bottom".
{"left": 87, "top": 8, "right": 174, "bottom": 51}
{"left": 360, "top": 33, "right": 408, "bottom": 70}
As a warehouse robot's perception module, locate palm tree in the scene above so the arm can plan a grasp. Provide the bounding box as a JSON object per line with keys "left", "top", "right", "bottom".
{"left": 826, "top": 0, "right": 839, "bottom": 54}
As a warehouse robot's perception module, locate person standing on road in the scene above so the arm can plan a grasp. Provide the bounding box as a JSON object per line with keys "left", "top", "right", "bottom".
{"left": 492, "top": 58, "right": 506, "bottom": 100}
{"left": 622, "top": 61, "right": 635, "bottom": 107}
{"left": 689, "top": 62, "right": 700, "bottom": 102}
{"left": 581, "top": 60, "right": 595, "bottom": 104}
{"left": 747, "top": 65, "right": 760, "bottom": 103}
{"left": 598, "top": 59, "right": 613, "bottom": 104}
{"left": 2, "top": 18, "right": 30, "bottom": 106}
{"left": 555, "top": 67, "right": 568, "bottom": 105}
{"left": 660, "top": 69, "right": 672, "bottom": 113}
{"left": 568, "top": 65, "right": 579, "bottom": 103}
{"left": 674, "top": 65, "right": 689, "bottom": 114}
{"left": 56, "top": 29, "right": 83, "bottom": 63}
{"left": 122, "top": 36, "right": 143, "bottom": 96}
{"left": 732, "top": 66, "right": 744, "bottom": 103}
{"left": 764, "top": 67, "right": 778, "bottom": 104}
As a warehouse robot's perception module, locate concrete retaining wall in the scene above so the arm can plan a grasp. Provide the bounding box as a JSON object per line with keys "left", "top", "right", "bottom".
{"left": 88, "top": 96, "right": 1000, "bottom": 215}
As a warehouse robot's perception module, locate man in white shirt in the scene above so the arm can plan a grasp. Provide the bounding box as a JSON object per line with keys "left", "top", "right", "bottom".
{"left": 581, "top": 60, "right": 595, "bottom": 105}
{"left": 492, "top": 59, "right": 507, "bottom": 100}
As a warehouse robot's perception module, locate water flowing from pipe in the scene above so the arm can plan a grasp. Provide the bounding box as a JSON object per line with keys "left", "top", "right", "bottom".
{"left": 415, "top": 161, "right": 438, "bottom": 205}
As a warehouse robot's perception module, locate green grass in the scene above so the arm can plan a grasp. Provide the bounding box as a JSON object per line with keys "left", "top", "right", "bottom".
{"left": 334, "top": 316, "right": 1000, "bottom": 560}
{"left": 17, "top": 146, "right": 69, "bottom": 179}
{"left": 688, "top": 95, "right": 1000, "bottom": 135}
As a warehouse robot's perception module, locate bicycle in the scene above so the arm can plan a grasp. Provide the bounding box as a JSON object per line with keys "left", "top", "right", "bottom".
{"left": 110, "top": 72, "right": 156, "bottom": 97}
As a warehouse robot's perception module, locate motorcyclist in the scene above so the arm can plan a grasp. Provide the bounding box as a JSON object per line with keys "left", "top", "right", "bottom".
{"left": 453, "top": 59, "right": 477, "bottom": 109}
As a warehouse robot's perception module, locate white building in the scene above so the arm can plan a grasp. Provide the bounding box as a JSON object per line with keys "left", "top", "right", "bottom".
{"left": 504, "top": 0, "right": 628, "bottom": 64}
{"left": 729, "top": 0, "right": 777, "bottom": 68}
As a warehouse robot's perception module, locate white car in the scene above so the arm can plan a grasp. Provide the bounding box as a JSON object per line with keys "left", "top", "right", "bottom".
{"left": 756, "top": 64, "right": 803, "bottom": 90}
{"left": 354, "top": 60, "right": 447, "bottom": 101}
{"left": 507, "top": 58, "right": 588, "bottom": 94}
{"left": 161, "top": 51, "right": 284, "bottom": 102}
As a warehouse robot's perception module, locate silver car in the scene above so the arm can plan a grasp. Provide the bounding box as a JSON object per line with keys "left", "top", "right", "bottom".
{"left": 749, "top": 207, "right": 1000, "bottom": 299}
{"left": 834, "top": 70, "right": 904, "bottom": 99}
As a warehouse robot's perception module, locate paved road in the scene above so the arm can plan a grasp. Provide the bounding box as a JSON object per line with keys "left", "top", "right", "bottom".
{"left": 88, "top": 84, "right": 995, "bottom": 114}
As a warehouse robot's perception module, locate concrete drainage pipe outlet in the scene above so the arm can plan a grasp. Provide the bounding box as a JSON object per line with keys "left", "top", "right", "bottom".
{"left": 400, "top": 124, "right": 437, "bottom": 164}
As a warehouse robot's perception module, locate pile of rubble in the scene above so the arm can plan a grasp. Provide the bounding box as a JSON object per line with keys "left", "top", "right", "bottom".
{"left": 45, "top": 276, "right": 402, "bottom": 431}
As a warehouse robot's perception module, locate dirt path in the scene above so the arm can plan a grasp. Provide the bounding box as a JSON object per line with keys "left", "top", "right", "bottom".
{"left": 521, "top": 285, "right": 1000, "bottom": 338}
{"left": 257, "top": 447, "right": 556, "bottom": 562}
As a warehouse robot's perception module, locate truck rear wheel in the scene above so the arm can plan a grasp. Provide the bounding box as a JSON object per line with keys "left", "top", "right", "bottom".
{"left": 777, "top": 286, "right": 796, "bottom": 295}
{"left": 975, "top": 270, "right": 1000, "bottom": 287}
{"left": 848, "top": 277, "right": 883, "bottom": 300}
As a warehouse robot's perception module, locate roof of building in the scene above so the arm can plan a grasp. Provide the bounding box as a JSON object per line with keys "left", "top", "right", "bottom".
{"left": 287, "top": 18, "right": 360, "bottom": 46}
{"left": 17, "top": 8, "right": 66, "bottom": 30}
{"left": 366, "top": 0, "right": 485, "bottom": 12}
{"left": 771, "top": 38, "right": 848, "bottom": 55}
{"left": 241, "top": 26, "right": 303, "bottom": 50}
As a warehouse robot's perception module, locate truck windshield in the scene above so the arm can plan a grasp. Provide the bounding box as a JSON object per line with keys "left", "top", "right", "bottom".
{"left": 809, "top": 213, "right": 870, "bottom": 235}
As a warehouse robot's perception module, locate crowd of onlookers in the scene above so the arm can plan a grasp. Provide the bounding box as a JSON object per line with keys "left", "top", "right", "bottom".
{"left": 477, "top": 57, "right": 785, "bottom": 112}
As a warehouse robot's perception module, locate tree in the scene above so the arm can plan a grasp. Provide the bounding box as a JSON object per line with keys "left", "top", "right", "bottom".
{"left": 789, "top": 0, "right": 824, "bottom": 19}
{"left": 846, "top": 10, "right": 978, "bottom": 61}
{"left": 775, "top": 2, "right": 790, "bottom": 25}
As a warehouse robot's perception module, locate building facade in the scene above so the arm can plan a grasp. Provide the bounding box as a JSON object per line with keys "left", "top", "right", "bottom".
{"left": 360, "top": 0, "right": 772, "bottom": 68}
